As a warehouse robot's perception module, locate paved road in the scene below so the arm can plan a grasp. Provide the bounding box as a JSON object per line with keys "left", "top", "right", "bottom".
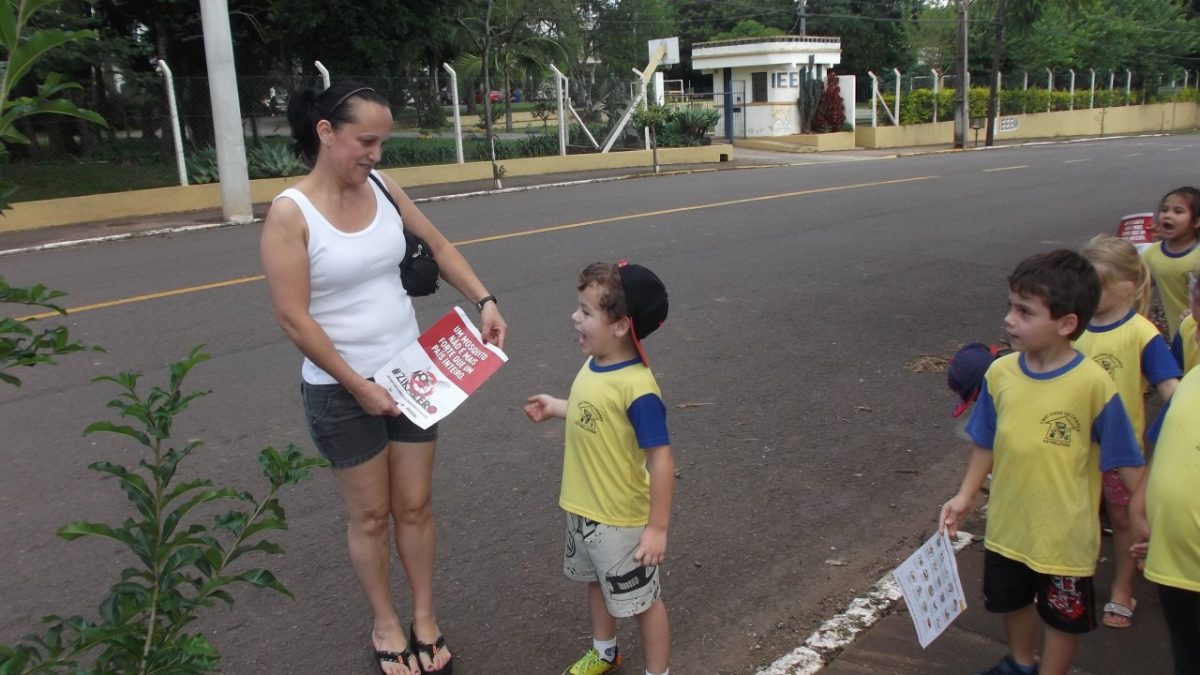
{"left": 2, "top": 134, "right": 1197, "bottom": 673}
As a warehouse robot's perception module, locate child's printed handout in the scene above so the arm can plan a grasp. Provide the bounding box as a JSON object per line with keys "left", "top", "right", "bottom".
{"left": 375, "top": 307, "right": 508, "bottom": 429}
{"left": 894, "top": 531, "right": 968, "bottom": 648}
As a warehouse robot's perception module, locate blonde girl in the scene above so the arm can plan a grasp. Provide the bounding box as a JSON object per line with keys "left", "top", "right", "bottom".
{"left": 1076, "top": 235, "right": 1182, "bottom": 629}
{"left": 1143, "top": 186, "right": 1200, "bottom": 338}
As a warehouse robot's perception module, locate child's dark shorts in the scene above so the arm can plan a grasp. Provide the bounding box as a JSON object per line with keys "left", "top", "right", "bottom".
{"left": 982, "top": 549, "right": 1097, "bottom": 634}
{"left": 301, "top": 381, "right": 438, "bottom": 469}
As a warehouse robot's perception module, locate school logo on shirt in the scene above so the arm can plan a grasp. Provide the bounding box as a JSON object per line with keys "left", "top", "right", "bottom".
{"left": 1091, "top": 353, "right": 1123, "bottom": 378}
{"left": 1040, "top": 411, "right": 1081, "bottom": 447}
{"left": 574, "top": 401, "right": 605, "bottom": 435}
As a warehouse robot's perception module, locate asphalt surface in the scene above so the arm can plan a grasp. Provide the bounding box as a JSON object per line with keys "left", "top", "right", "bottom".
{"left": 1, "top": 134, "right": 1196, "bottom": 674}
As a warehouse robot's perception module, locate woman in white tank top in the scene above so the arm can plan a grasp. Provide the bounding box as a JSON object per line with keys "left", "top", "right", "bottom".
{"left": 261, "top": 82, "right": 506, "bottom": 675}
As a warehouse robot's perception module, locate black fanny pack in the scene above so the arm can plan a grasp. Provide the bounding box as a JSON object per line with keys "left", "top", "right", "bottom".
{"left": 368, "top": 173, "right": 440, "bottom": 297}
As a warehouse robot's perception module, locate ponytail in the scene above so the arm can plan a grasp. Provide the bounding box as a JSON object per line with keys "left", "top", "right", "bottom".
{"left": 287, "top": 81, "right": 390, "bottom": 164}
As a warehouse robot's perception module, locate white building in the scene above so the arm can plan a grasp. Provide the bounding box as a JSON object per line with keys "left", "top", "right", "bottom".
{"left": 691, "top": 36, "right": 854, "bottom": 138}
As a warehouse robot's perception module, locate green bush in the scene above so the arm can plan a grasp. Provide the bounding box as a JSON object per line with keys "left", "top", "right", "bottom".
{"left": 247, "top": 142, "right": 307, "bottom": 180}
{"left": 666, "top": 108, "right": 721, "bottom": 145}
{"left": 0, "top": 347, "right": 326, "bottom": 674}
{"left": 880, "top": 85, "right": 1149, "bottom": 125}
{"left": 185, "top": 147, "right": 220, "bottom": 185}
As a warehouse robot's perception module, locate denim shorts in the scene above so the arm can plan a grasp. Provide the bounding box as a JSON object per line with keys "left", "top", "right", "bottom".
{"left": 301, "top": 381, "right": 438, "bottom": 468}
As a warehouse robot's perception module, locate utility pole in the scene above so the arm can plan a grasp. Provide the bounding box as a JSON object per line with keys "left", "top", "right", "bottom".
{"left": 798, "top": 0, "right": 807, "bottom": 36}
{"left": 985, "top": 0, "right": 1006, "bottom": 146}
{"left": 199, "top": 0, "right": 252, "bottom": 222}
{"left": 953, "top": 0, "right": 969, "bottom": 149}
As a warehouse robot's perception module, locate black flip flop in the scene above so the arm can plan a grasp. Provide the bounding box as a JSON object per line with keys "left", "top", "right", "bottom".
{"left": 409, "top": 625, "right": 453, "bottom": 675}
{"left": 375, "top": 644, "right": 418, "bottom": 675}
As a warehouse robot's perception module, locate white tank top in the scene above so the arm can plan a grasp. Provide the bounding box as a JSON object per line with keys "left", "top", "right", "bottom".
{"left": 274, "top": 173, "right": 418, "bottom": 384}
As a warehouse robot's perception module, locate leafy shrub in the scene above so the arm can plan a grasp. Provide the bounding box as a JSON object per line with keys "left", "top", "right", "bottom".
{"left": 667, "top": 108, "right": 721, "bottom": 144}
{"left": 0, "top": 347, "right": 327, "bottom": 674}
{"left": 247, "top": 142, "right": 307, "bottom": 179}
{"left": 185, "top": 146, "right": 220, "bottom": 185}
{"left": 0, "top": 276, "right": 99, "bottom": 386}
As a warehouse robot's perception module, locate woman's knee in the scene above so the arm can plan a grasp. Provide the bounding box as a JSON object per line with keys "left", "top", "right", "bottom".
{"left": 392, "top": 495, "right": 432, "bottom": 526}
{"left": 348, "top": 503, "right": 393, "bottom": 536}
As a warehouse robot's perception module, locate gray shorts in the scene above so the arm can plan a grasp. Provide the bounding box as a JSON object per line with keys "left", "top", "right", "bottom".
{"left": 563, "top": 512, "right": 661, "bottom": 618}
{"left": 301, "top": 381, "right": 438, "bottom": 468}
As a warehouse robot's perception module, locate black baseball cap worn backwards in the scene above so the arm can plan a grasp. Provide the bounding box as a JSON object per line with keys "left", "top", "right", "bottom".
{"left": 617, "top": 260, "right": 668, "bottom": 366}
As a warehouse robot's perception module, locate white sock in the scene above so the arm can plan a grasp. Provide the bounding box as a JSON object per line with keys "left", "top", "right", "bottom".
{"left": 593, "top": 637, "right": 617, "bottom": 662}
{"left": 646, "top": 669, "right": 669, "bottom": 675}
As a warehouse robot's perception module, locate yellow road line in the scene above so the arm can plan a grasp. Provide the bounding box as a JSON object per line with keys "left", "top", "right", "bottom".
{"left": 453, "top": 175, "right": 938, "bottom": 246}
{"left": 18, "top": 275, "right": 267, "bottom": 321}
{"left": 1062, "top": 158, "right": 1091, "bottom": 164}
{"left": 983, "top": 165, "right": 1029, "bottom": 172}
{"left": 22, "top": 174, "right": 938, "bottom": 320}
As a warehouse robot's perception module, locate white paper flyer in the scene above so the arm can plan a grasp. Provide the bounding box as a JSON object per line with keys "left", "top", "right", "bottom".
{"left": 374, "top": 306, "right": 508, "bottom": 429}
{"left": 894, "top": 531, "right": 968, "bottom": 648}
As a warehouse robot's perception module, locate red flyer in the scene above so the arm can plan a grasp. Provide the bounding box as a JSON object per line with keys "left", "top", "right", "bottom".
{"left": 375, "top": 307, "right": 508, "bottom": 429}
{"left": 1116, "top": 212, "right": 1155, "bottom": 244}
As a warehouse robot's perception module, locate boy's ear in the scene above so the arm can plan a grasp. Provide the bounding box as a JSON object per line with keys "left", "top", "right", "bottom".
{"left": 1055, "top": 313, "right": 1080, "bottom": 338}
{"left": 612, "top": 315, "right": 632, "bottom": 338}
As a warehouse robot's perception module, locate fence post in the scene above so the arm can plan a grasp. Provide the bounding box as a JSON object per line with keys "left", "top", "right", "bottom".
{"left": 893, "top": 67, "right": 902, "bottom": 125}
{"left": 555, "top": 65, "right": 568, "bottom": 156}
{"left": 868, "top": 71, "right": 878, "bottom": 127}
{"left": 315, "top": 61, "right": 330, "bottom": 90}
{"left": 1126, "top": 69, "right": 1132, "bottom": 102}
{"left": 931, "top": 69, "right": 939, "bottom": 123}
{"left": 1089, "top": 69, "right": 1095, "bottom": 109}
{"left": 155, "top": 59, "right": 188, "bottom": 187}
{"left": 1046, "top": 68, "right": 1053, "bottom": 112}
{"left": 441, "top": 63, "right": 464, "bottom": 164}
{"left": 1109, "top": 70, "right": 1115, "bottom": 93}
{"left": 1022, "top": 71, "right": 1028, "bottom": 114}
{"left": 1069, "top": 69, "right": 1075, "bottom": 110}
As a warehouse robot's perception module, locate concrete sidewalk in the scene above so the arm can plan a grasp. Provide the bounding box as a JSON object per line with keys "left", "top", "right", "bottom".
{"left": 820, "top": 531, "right": 1171, "bottom": 675}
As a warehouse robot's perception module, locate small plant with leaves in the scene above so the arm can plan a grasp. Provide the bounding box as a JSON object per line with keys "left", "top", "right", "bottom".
{"left": 0, "top": 274, "right": 99, "bottom": 386}
{"left": 0, "top": 347, "right": 328, "bottom": 674}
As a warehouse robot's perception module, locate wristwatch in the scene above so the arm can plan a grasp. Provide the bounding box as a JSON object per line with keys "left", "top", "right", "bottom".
{"left": 475, "top": 294, "right": 497, "bottom": 313}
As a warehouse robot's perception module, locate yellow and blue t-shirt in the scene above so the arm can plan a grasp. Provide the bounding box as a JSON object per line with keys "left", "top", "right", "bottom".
{"left": 966, "top": 352, "right": 1143, "bottom": 576}
{"left": 1144, "top": 368, "right": 1200, "bottom": 592}
{"left": 1170, "top": 314, "right": 1198, "bottom": 375}
{"left": 1142, "top": 240, "right": 1200, "bottom": 338}
{"left": 1074, "top": 309, "right": 1181, "bottom": 449}
{"left": 561, "top": 357, "right": 670, "bottom": 527}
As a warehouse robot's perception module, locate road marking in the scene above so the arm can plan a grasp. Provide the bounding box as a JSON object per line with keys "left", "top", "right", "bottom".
{"left": 18, "top": 275, "right": 267, "bottom": 321}
{"left": 1126, "top": 152, "right": 1142, "bottom": 157}
{"left": 1166, "top": 147, "right": 1181, "bottom": 152}
{"left": 453, "top": 175, "right": 937, "bottom": 246}
{"left": 757, "top": 531, "right": 974, "bottom": 675}
{"left": 1062, "top": 158, "right": 1091, "bottom": 164}
{"left": 18, "top": 175, "right": 938, "bottom": 320}
{"left": 983, "top": 165, "right": 1028, "bottom": 172}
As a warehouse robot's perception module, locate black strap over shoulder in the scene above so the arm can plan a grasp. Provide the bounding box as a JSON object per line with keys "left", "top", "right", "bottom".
{"left": 367, "top": 172, "right": 440, "bottom": 296}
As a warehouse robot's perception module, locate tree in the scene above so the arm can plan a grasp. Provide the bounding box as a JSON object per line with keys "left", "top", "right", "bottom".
{"left": 803, "top": 0, "right": 915, "bottom": 77}
{"left": 811, "top": 70, "right": 846, "bottom": 132}
{"left": 709, "top": 19, "right": 786, "bottom": 41}
{"left": 1, "top": 0, "right": 106, "bottom": 210}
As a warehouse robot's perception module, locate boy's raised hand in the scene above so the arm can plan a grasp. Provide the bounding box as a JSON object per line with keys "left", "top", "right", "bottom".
{"left": 634, "top": 525, "right": 668, "bottom": 567}
{"left": 524, "top": 394, "right": 565, "bottom": 422}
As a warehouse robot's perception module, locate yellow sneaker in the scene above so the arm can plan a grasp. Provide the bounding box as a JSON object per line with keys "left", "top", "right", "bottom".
{"left": 561, "top": 647, "right": 621, "bottom": 675}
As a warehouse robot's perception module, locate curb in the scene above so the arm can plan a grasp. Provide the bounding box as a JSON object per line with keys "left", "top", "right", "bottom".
{"left": 756, "top": 531, "right": 975, "bottom": 675}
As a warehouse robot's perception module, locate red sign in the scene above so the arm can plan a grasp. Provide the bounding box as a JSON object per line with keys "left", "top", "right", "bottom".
{"left": 1116, "top": 213, "right": 1155, "bottom": 244}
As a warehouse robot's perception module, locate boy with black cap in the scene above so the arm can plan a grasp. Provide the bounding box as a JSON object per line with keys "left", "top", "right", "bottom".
{"left": 525, "top": 261, "right": 673, "bottom": 675}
